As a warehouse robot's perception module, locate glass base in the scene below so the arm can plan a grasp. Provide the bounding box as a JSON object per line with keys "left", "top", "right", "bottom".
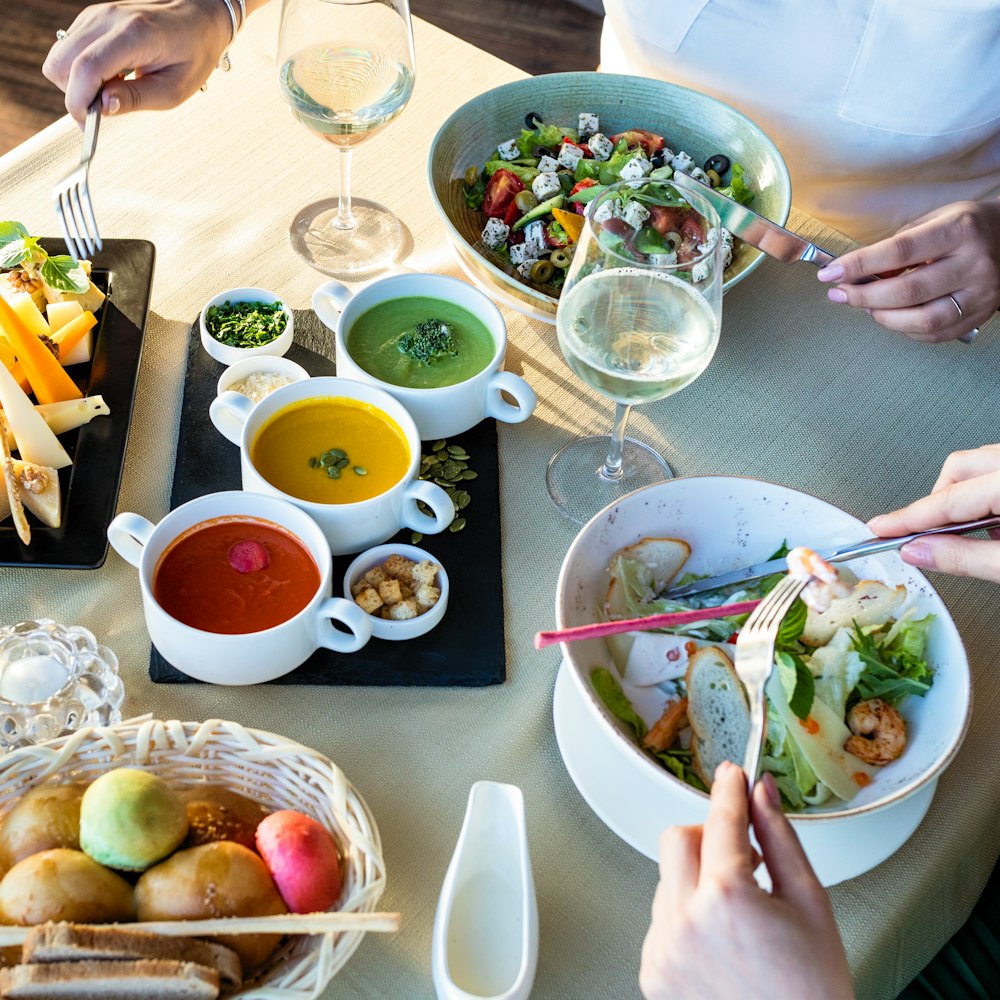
{"left": 546, "top": 435, "right": 673, "bottom": 525}
{"left": 288, "top": 197, "right": 403, "bottom": 276}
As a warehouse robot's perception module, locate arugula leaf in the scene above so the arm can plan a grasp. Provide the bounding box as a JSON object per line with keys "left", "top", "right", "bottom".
{"left": 776, "top": 650, "right": 815, "bottom": 721}
{"left": 40, "top": 254, "right": 90, "bottom": 294}
{"left": 0, "top": 222, "right": 29, "bottom": 248}
{"left": 654, "top": 749, "right": 708, "bottom": 792}
{"left": 591, "top": 667, "right": 647, "bottom": 740}
{"left": 850, "top": 622, "right": 933, "bottom": 706}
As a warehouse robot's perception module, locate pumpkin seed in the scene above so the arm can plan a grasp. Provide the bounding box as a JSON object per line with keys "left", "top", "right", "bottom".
{"left": 410, "top": 531, "right": 424, "bottom": 544}
{"left": 455, "top": 493, "right": 471, "bottom": 510}
{"left": 326, "top": 466, "right": 341, "bottom": 479}
{"left": 436, "top": 449, "right": 449, "bottom": 461}
{"left": 461, "top": 470, "right": 478, "bottom": 480}
{"left": 447, "top": 445, "right": 467, "bottom": 456}
{"left": 353, "top": 466, "right": 367, "bottom": 476}
{"left": 335, "top": 457, "right": 350, "bottom": 469}
{"left": 431, "top": 440, "right": 446, "bottom": 452}
{"left": 449, "top": 517, "right": 467, "bottom": 533}
{"left": 308, "top": 457, "right": 319, "bottom": 468}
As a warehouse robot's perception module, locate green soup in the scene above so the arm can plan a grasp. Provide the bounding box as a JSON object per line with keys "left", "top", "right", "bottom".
{"left": 346, "top": 297, "right": 496, "bottom": 389}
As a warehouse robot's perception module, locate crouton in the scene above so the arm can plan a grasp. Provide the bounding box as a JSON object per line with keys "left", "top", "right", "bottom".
{"left": 386, "top": 599, "right": 419, "bottom": 621}
{"left": 378, "top": 578, "right": 406, "bottom": 604}
{"left": 383, "top": 554, "right": 416, "bottom": 583}
{"left": 354, "top": 586, "right": 383, "bottom": 615}
{"left": 414, "top": 583, "right": 440, "bottom": 610}
{"left": 412, "top": 560, "right": 440, "bottom": 586}
{"left": 364, "top": 565, "right": 388, "bottom": 587}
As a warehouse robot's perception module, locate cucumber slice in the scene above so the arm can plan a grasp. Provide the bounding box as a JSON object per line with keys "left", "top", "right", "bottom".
{"left": 512, "top": 194, "right": 564, "bottom": 231}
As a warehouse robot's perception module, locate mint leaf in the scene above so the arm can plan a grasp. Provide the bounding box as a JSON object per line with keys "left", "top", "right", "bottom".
{"left": 776, "top": 650, "right": 814, "bottom": 721}
{"left": 776, "top": 597, "right": 807, "bottom": 647}
{"left": 0, "top": 222, "right": 29, "bottom": 248}
{"left": 0, "top": 238, "right": 33, "bottom": 269}
{"left": 40, "top": 254, "right": 90, "bottom": 294}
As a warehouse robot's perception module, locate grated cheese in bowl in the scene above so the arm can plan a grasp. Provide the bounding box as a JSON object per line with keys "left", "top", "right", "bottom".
{"left": 229, "top": 370, "right": 294, "bottom": 403}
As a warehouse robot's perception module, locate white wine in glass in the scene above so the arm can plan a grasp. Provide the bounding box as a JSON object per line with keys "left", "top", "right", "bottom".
{"left": 547, "top": 179, "right": 724, "bottom": 524}
{"left": 277, "top": 0, "right": 415, "bottom": 274}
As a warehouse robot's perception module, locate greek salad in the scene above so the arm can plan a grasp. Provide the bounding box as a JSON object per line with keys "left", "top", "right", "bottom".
{"left": 463, "top": 111, "right": 754, "bottom": 294}
{"left": 593, "top": 539, "right": 935, "bottom": 810}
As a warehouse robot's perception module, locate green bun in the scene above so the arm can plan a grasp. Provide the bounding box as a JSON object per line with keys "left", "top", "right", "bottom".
{"left": 79, "top": 769, "right": 189, "bottom": 871}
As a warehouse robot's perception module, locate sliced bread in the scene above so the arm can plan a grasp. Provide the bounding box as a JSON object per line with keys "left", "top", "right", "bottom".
{"left": 685, "top": 646, "right": 750, "bottom": 786}
{"left": 23, "top": 923, "right": 241, "bottom": 987}
{"left": 0, "top": 959, "right": 220, "bottom": 999}
{"left": 800, "top": 580, "right": 907, "bottom": 646}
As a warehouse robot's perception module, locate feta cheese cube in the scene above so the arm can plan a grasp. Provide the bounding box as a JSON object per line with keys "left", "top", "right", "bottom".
{"left": 619, "top": 155, "right": 653, "bottom": 187}
{"left": 531, "top": 171, "right": 562, "bottom": 202}
{"left": 720, "top": 227, "right": 734, "bottom": 267}
{"left": 578, "top": 112, "right": 600, "bottom": 137}
{"left": 692, "top": 260, "right": 710, "bottom": 283}
{"left": 697, "top": 227, "right": 720, "bottom": 257}
{"left": 592, "top": 199, "right": 621, "bottom": 224}
{"left": 524, "top": 220, "right": 547, "bottom": 258}
{"left": 689, "top": 167, "right": 710, "bottom": 184}
{"left": 622, "top": 200, "right": 651, "bottom": 230}
{"left": 670, "top": 151, "right": 695, "bottom": 174}
{"left": 557, "top": 142, "right": 585, "bottom": 170}
{"left": 516, "top": 260, "right": 539, "bottom": 280}
{"left": 497, "top": 138, "right": 520, "bottom": 161}
{"left": 509, "top": 242, "right": 534, "bottom": 265}
{"left": 481, "top": 217, "right": 510, "bottom": 250}
{"left": 536, "top": 155, "right": 560, "bottom": 173}
{"left": 586, "top": 132, "right": 614, "bottom": 161}
{"left": 648, "top": 251, "right": 678, "bottom": 267}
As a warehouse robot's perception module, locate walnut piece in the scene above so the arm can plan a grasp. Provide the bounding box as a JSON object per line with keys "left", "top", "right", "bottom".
{"left": 18, "top": 466, "right": 48, "bottom": 494}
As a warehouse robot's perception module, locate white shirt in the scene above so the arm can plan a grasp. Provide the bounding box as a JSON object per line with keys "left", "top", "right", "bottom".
{"left": 601, "top": 0, "right": 1000, "bottom": 242}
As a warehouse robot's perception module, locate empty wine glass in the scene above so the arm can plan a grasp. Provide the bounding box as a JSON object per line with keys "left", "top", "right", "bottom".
{"left": 546, "top": 179, "right": 724, "bottom": 524}
{"left": 277, "top": 0, "right": 415, "bottom": 274}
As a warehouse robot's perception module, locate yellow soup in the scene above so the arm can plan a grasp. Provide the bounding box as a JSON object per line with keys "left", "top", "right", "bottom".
{"left": 251, "top": 396, "right": 409, "bottom": 504}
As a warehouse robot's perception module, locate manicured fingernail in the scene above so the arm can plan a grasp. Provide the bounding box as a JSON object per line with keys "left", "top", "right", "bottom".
{"left": 827, "top": 288, "right": 848, "bottom": 303}
{"left": 107, "top": 95, "right": 121, "bottom": 115}
{"left": 762, "top": 772, "right": 781, "bottom": 807}
{"left": 816, "top": 263, "right": 845, "bottom": 281}
{"left": 864, "top": 308, "right": 873, "bottom": 316}
{"left": 900, "top": 541, "right": 933, "bottom": 568}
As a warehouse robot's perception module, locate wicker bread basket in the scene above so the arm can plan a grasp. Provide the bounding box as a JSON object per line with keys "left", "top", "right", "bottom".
{"left": 0, "top": 717, "right": 387, "bottom": 999}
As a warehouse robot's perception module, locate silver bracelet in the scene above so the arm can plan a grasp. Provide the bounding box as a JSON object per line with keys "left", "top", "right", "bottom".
{"left": 234, "top": 0, "right": 247, "bottom": 27}
{"left": 217, "top": 0, "right": 239, "bottom": 47}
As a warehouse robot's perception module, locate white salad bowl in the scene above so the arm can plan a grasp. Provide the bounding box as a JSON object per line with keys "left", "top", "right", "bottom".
{"left": 553, "top": 475, "right": 971, "bottom": 886}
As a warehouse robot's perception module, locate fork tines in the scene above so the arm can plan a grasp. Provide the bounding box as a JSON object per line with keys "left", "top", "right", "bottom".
{"left": 53, "top": 99, "right": 103, "bottom": 261}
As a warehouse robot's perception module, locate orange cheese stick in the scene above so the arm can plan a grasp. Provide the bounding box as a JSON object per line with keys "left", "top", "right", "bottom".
{"left": 0, "top": 295, "right": 82, "bottom": 404}
{"left": 51, "top": 311, "right": 97, "bottom": 357}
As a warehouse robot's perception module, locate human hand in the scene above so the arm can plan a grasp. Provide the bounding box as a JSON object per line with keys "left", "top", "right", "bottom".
{"left": 816, "top": 200, "right": 1000, "bottom": 343}
{"left": 868, "top": 444, "right": 1000, "bottom": 582}
{"left": 42, "top": 0, "right": 236, "bottom": 125}
{"left": 639, "top": 761, "right": 854, "bottom": 1000}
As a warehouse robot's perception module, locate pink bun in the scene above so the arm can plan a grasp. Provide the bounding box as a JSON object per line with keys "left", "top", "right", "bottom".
{"left": 255, "top": 810, "right": 343, "bottom": 913}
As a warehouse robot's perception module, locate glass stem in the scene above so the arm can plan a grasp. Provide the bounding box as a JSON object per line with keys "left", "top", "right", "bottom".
{"left": 334, "top": 147, "right": 355, "bottom": 231}
{"left": 600, "top": 403, "right": 631, "bottom": 481}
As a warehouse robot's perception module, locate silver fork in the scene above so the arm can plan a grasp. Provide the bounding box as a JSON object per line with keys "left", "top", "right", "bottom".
{"left": 734, "top": 573, "right": 810, "bottom": 798}
{"left": 53, "top": 98, "right": 103, "bottom": 260}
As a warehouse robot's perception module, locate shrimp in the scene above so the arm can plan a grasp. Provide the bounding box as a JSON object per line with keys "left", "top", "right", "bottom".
{"left": 643, "top": 697, "right": 689, "bottom": 752}
{"left": 843, "top": 697, "right": 907, "bottom": 765}
{"left": 787, "top": 546, "right": 851, "bottom": 612}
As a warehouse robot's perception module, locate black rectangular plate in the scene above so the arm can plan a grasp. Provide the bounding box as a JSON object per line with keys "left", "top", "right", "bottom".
{"left": 150, "top": 309, "right": 506, "bottom": 687}
{"left": 0, "top": 239, "right": 155, "bottom": 569}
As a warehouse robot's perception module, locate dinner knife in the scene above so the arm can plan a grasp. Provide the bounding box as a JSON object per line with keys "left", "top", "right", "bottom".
{"left": 670, "top": 171, "right": 836, "bottom": 268}
{"left": 660, "top": 515, "right": 1000, "bottom": 600}
{"left": 670, "top": 172, "right": 978, "bottom": 343}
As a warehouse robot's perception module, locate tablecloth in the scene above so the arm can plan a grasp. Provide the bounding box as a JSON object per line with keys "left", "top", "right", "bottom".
{"left": 0, "top": 8, "right": 998, "bottom": 999}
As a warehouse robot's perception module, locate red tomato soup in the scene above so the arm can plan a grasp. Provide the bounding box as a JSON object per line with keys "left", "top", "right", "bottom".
{"left": 153, "top": 517, "right": 321, "bottom": 634}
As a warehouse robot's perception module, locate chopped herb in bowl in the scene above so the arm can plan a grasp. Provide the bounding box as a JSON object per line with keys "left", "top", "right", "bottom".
{"left": 205, "top": 300, "right": 289, "bottom": 349}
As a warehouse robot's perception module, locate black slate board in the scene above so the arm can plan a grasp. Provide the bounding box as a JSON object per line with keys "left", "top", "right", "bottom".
{"left": 150, "top": 309, "right": 505, "bottom": 686}
{"left": 0, "top": 239, "right": 155, "bottom": 569}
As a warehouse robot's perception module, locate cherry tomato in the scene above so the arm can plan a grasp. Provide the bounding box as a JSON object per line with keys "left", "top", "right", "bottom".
{"left": 482, "top": 168, "right": 525, "bottom": 220}
{"left": 609, "top": 129, "right": 666, "bottom": 157}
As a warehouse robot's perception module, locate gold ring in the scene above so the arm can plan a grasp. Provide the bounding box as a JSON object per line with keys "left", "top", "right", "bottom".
{"left": 946, "top": 292, "right": 963, "bottom": 320}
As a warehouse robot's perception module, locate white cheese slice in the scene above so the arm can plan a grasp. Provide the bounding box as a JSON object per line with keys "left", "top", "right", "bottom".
{"left": 0, "top": 363, "right": 71, "bottom": 469}
{"left": 624, "top": 633, "right": 737, "bottom": 687}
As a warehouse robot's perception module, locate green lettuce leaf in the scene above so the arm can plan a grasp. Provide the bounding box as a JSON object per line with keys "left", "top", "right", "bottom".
{"left": 776, "top": 650, "right": 814, "bottom": 721}
{"left": 716, "top": 162, "right": 754, "bottom": 206}
{"left": 591, "top": 667, "right": 647, "bottom": 740}
{"left": 850, "top": 619, "right": 934, "bottom": 706}
{"left": 483, "top": 160, "right": 539, "bottom": 185}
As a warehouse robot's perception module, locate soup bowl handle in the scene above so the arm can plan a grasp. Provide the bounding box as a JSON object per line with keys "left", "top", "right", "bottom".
{"left": 312, "top": 280, "right": 355, "bottom": 332}
{"left": 401, "top": 481, "right": 456, "bottom": 535}
{"left": 107, "top": 512, "right": 155, "bottom": 569}
{"left": 209, "top": 390, "right": 255, "bottom": 446}
{"left": 485, "top": 371, "right": 537, "bottom": 426}
{"left": 315, "top": 597, "right": 373, "bottom": 653}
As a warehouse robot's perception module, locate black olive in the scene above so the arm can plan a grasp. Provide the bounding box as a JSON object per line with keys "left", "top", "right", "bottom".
{"left": 531, "top": 144, "right": 556, "bottom": 159}
{"left": 525, "top": 111, "right": 544, "bottom": 128}
{"left": 704, "top": 154, "right": 731, "bottom": 175}
{"left": 651, "top": 150, "right": 665, "bottom": 168}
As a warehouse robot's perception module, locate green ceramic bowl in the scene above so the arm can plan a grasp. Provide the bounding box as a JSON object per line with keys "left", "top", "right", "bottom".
{"left": 428, "top": 72, "right": 791, "bottom": 323}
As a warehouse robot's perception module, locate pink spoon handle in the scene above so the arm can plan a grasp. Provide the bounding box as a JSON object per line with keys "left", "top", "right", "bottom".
{"left": 534, "top": 600, "right": 761, "bottom": 650}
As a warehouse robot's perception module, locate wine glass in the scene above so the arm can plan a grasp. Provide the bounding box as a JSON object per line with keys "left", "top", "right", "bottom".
{"left": 546, "top": 179, "right": 724, "bottom": 524}
{"left": 277, "top": 0, "right": 415, "bottom": 274}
